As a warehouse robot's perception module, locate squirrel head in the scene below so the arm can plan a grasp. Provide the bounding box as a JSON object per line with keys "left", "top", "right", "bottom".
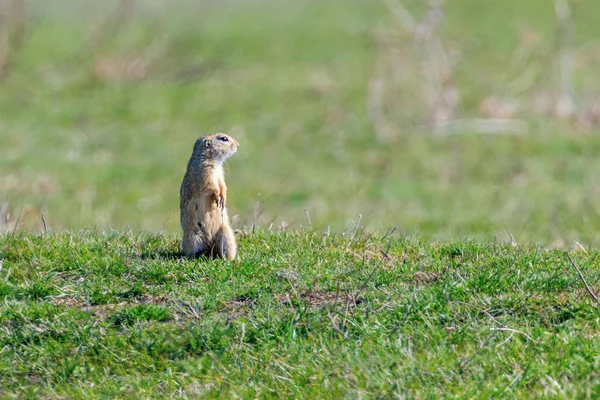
{"left": 192, "top": 133, "right": 239, "bottom": 165}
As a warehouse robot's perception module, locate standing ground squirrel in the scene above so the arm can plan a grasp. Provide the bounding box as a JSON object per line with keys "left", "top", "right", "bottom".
{"left": 179, "top": 133, "right": 239, "bottom": 260}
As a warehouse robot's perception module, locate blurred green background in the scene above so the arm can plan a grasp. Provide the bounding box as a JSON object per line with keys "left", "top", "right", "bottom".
{"left": 2, "top": 0, "right": 600, "bottom": 245}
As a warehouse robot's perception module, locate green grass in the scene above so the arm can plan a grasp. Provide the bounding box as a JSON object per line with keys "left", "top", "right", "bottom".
{"left": 1, "top": 230, "right": 600, "bottom": 398}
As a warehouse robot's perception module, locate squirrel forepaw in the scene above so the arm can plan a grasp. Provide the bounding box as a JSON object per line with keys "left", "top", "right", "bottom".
{"left": 216, "top": 196, "right": 225, "bottom": 210}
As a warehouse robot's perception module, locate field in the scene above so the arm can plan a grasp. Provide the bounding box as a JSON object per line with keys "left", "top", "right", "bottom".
{"left": 2, "top": 232, "right": 600, "bottom": 398}
{"left": 2, "top": 0, "right": 600, "bottom": 397}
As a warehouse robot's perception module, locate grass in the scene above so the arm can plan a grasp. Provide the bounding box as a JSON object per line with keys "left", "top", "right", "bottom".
{"left": 1, "top": 230, "right": 600, "bottom": 398}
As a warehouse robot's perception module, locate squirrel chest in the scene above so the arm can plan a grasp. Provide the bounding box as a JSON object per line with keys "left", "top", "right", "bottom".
{"left": 179, "top": 132, "right": 238, "bottom": 260}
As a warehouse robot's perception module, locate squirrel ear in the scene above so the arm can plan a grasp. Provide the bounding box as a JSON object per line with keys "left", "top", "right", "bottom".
{"left": 205, "top": 140, "right": 212, "bottom": 147}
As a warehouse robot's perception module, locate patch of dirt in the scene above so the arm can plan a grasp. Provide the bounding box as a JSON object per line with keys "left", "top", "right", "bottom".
{"left": 52, "top": 296, "right": 115, "bottom": 319}
{"left": 137, "top": 294, "right": 169, "bottom": 305}
{"left": 413, "top": 271, "right": 440, "bottom": 285}
{"left": 280, "top": 291, "right": 360, "bottom": 308}
{"left": 221, "top": 298, "right": 254, "bottom": 310}
{"left": 25, "top": 372, "right": 43, "bottom": 384}
{"left": 51, "top": 296, "right": 86, "bottom": 308}
{"left": 275, "top": 269, "right": 299, "bottom": 282}
{"left": 344, "top": 244, "right": 404, "bottom": 269}
{"left": 220, "top": 298, "right": 255, "bottom": 323}
{"left": 79, "top": 303, "right": 126, "bottom": 320}
{"left": 51, "top": 294, "right": 170, "bottom": 320}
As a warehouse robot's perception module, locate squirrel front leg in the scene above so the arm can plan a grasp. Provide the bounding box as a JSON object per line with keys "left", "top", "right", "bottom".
{"left": 211, "top": 187, "right": 225, "bottom": 209}
{"left": 208, "top": 179, "right": 227, "bottom": 209}
{"left": 218, "top": 181, "right": 227, "bottom": 209}
{"left": 204, "top": 180, "right": 222, "bottom": 209}
{"left": 214, "top": 190, "right": 224, "bottom": 209}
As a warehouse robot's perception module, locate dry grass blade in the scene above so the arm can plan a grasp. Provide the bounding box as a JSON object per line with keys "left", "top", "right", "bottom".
{"left": 353, "top": 245, "right": 391, "bottom": 302}
{"left": 573, "top": 240, "right": 587, "bottom": 253}
{"left": 175, "top": 301, "right": 201, "bottom": 320}
{"left": 566, "top": 252, "right": 599, "bottom": 304}
{"left": 490, "top": 327, "right": 538, "bottom": 344}
{"left": 327, "top": 309, "right": 347, "bottom": 339}
{"left": 304, "top": 209, "right": 312, "bottom": 230}
{"left": 349, "top": 214, "right": 363, "bottom": 243}
{"left": 458, "top": 339, "right": 490, "bottom": 371}
{"left": 10, "top": 207, "right": 21, "bottom": 237}
{"left": 41, "top": 214, "right": 48, "bottom": 235}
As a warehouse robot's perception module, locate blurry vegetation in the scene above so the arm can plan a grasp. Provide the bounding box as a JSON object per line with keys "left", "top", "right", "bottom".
{"left": 2, "top": 0, "right": 600, "bottom": 245}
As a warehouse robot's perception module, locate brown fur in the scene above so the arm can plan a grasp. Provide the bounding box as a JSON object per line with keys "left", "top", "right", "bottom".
{"left": 179, "top": 133, "right": 239, "bottom": 260}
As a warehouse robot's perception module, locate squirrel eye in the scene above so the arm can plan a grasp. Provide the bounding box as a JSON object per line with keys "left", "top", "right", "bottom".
{"left": 217, "top": 136, "right": 229, "bottom": 142}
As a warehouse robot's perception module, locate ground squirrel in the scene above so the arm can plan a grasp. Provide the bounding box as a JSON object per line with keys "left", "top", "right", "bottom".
{"left": 179, "top": 133, "right": 239, "bottom": 260}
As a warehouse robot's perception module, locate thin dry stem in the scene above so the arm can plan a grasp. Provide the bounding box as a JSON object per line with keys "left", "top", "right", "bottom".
{"left": 41, "top": 213, "right": 48, "bottom": 235}
{"left": 490, "top": 327, "right": 538, "bottom": 344}
{"left": 326, "top": 309, "right": 347, "bottom": 339}
{"left": 349, "top": 214, "right": 363, "bottom": 243}
{"left": 566, "top": 252, "right": 599, "bottom": 304}
{"left": 304, "top": 209, "right": 312, "bottom": 230}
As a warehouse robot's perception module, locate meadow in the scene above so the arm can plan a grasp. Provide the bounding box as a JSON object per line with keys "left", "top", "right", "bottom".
{"left": 3, "top": 231, "right": 600, "bottom": 398}
{"left": 2, "top": 0, "right": 600, "bottom": 397}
